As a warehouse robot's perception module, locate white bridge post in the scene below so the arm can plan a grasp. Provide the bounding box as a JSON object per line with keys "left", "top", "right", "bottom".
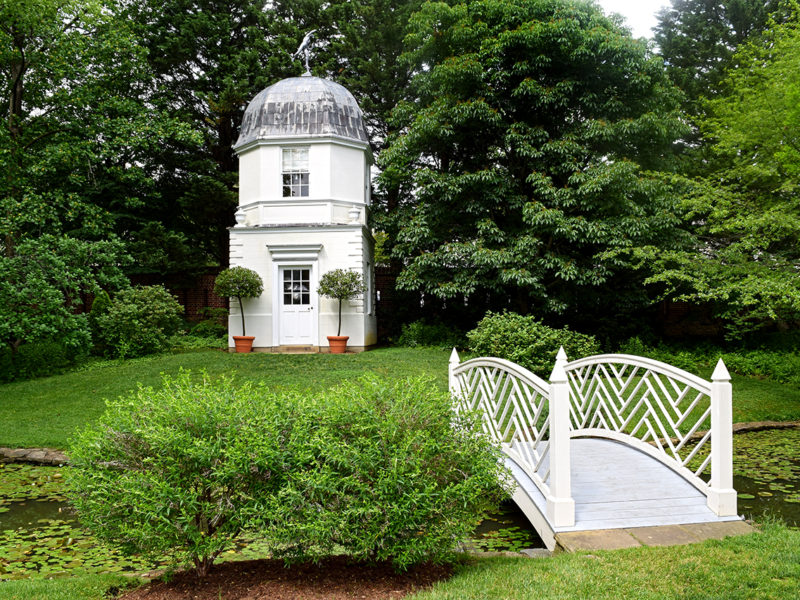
{"left": 449, "top": 348, "right": 460, "bottom": 398}
{"left": 708, "top": 359, "right": 737, "bottom": 516}
{"left": 546, "top": 347, "right": 575, "bottom": 527}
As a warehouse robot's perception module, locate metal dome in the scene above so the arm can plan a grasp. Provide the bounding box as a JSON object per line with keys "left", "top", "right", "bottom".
{"left": 234, "top": 75, "right": 368, "bottom": 150}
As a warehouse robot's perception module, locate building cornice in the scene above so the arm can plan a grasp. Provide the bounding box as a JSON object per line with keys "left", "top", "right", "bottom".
{"left": 234, "top": 135, "right": 373, "bottom": 162}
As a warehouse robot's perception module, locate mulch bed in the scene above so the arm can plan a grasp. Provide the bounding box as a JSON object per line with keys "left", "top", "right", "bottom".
{"left": 120, "top": 557, "right": 453, "bottom": 600}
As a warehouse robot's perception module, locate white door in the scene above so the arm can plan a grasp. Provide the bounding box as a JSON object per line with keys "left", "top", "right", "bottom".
{"left": 279, "top": 267, "right": 315, "bottom": 345}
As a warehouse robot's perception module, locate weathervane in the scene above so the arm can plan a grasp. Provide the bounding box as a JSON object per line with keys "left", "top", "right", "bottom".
{"left": 291, "top": 29, "right": 317, "bottom": 75}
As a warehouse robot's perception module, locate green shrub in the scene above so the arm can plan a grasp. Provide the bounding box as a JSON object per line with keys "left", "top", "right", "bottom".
{"left": 89, "top": 290, "right": 113, "bottom": 355}
{"left": 467, "top": 311, "right": 601, "bottom": 377}
{"left": 396, "top": 319, "right": 466, "bottom": 349}
{"left": 67, "top": 372, "right": 307, "bottom": 578}
{"left": 68, "top": 373, "right": 507, "bottom": 576}
{"left": 189, "top": 307, "right": 228, "bottom": 338}
{"left": 94, "top": 285, "right": 183, "bottom": 358}
{"left": 270, "top": 376, "right": 508, "bottom": 569}
{"left": 0, "top": 339, "right": 85, "bottom": 383}
{"left": 617, "top": 337, "right": 800, "bottom": 384}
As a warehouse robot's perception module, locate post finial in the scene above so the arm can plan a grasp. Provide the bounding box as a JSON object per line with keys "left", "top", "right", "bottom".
{"left": 449, "top": 347, "right": 460, "bottom": 365}
{"left": 550, "top": 361, "right": 567, "bottom": 384}
{"left": 555, "top": 346, "right": 568, "bottom": 363}
{"left": 712, "top": 358, "right": 731, "bottom": 382}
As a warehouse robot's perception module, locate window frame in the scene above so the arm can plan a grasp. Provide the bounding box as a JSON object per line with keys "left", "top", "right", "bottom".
{"left": 281, "top": 147, "right": 310, "bottom": 198}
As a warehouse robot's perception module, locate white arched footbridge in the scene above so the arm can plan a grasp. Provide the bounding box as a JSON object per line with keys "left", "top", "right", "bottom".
{"left": 449, "top": 349, "right": 742, "bottom": 550}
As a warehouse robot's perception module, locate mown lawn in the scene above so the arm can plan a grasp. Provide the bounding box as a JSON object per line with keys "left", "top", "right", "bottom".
{"left": 0, "top": 348, "right": 450, "bottom": 449}
{"left": 1, "top": 347, "right": 799, "bottom": 449}
{"left": 415, "top": 523, "right": 799, "bottom": 600}
{"left": 0, "top": 524, "right": 796, "bottom": 600}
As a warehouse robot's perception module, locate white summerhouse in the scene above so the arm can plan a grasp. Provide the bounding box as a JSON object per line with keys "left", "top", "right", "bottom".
{"left": 227, "top": 74, "right": 377, "bottom": 351}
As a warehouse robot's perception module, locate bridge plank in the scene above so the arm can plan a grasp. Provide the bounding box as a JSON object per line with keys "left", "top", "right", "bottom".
{"left": 505, "top": 438, "right": 742, "bottom": 547}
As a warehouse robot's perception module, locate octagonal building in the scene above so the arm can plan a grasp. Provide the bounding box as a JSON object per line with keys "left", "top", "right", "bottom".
{"left": 228, "top": 74, "right": 377, "bottom": 351}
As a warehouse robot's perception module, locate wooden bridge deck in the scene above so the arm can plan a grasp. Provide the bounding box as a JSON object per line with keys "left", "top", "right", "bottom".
{"left": 508, "top": 438, "right": 742, "bottom": 550}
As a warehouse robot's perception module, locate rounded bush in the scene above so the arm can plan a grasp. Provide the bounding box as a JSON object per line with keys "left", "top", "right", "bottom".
{"left": 68, "top": 373, "right": 508, "bottom": 576}
{"left": 94, "top": 285, "right": 183, "bottom": 358}
{"left": 214, "top": 267, "right": 263, "bottom": 337}
{"left": 213, "top": 266, "right": 263, "bottom": 299}
{"left": 68, "top": 372, "right": 306, "bottom": 577}
{"left": 467, "top": 311, "right": 601, "bottom": 376}
{"left": 270, "top": 376, "right": 509, "bottom": 569}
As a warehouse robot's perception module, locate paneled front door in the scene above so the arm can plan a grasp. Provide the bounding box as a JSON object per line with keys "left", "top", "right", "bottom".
{"left": 279, "top": 266, "right": 315, "bottom": 345}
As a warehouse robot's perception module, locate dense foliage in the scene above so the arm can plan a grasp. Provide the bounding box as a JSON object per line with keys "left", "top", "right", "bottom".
{"left": 654, "top": 0, "right": 781, "bottom": 118}
{"left": 396, "top": 319, "right": 467, "bottom": 349}
{"left": 632, "top": 10, "right": 800, "bottom": 338}
{"left": 94, "top": 285, "right": 183, "bottom": 358}
{"left": 264, "top": 376, "right": 508, "bottom": 568}
{"left": 378, "top": 0, "right": 687, "bottom": 326}
{"left": 467, "top": 311, "right": 600, "bottom": 377}
{"left": 69, "top": 372, "right": 506, "bottom": 576}
{"left": 68, "top": 372, "right": 300, "bottom": 577}
{"left": 0, "top": 236, "right": 128, "bottom": 354}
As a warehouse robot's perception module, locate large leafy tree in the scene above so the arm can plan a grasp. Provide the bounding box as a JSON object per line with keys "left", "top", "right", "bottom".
{"left": 378, "top": 0, "right": 687, "bottom": 328}
{"left": 0, "top": 0, "right": 185, "bottom": 349}
{"left": 654, "top": 0, "right": 781, "bottom": 117}
{"left": 120, "top": 0, "right": 324, "bottom": 267}
{"left": 637, "top": 13, "right": 800, "bottom": 337}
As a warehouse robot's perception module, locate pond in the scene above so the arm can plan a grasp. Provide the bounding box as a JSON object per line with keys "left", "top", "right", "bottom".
{"left": 731, "top": 427, "right": 800, "bottom": 527}
{"left": 0, "top": 463, "right": 543, "bottom": 580}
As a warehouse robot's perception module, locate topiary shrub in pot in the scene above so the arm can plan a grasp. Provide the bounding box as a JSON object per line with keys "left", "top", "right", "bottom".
{"left": 214, "top": 266, "right": 263, "bottom": 353}
{"left": 317, "top": 268, "right": 365, "bottom": 354}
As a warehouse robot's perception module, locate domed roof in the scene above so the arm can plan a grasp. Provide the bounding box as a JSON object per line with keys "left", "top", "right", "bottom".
{"left": 234, "top": 75, "right": 368, "bottom": 150}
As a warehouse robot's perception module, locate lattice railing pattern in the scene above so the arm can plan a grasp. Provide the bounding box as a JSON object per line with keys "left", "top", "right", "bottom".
{"left": 452, "top": 358, "right": 552, "bottom": 495}
{"left": 565, "top": 355, "right": 713, "bottom": 483}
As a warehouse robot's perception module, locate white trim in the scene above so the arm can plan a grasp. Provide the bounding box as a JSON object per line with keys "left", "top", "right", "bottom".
{"left": 267, "top": 244, "right": 323, "bottom": 262}
{"left": 235, "top": 135, "right": 373, "bottom": 161}
{"left": 232, "top": 224, "right": 373, "bottom": 240}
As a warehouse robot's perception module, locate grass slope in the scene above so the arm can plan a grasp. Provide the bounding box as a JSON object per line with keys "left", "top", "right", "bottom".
{"left": 0, "top": 348, "right": 450, "bottom": 449}
{"left": 1, "top": 347, "right": 798, "bottom": 449}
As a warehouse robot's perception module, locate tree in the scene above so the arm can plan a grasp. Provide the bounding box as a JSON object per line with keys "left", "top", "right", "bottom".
{"left": 654, "top": 0, "right": 782, "bottom": 116}
{"left": 378, "top": 0, "right": 687, "bottom": 327}
{"left": 0, "top": 0, "right": 197, "bottom": 255}
{"left": 214, "top": 266, "right": 264, "bottom": 337}
{"left": 0, "top": 235, "right": 129, "bottom": 353}
{"left": 634, "top": 13, "right": 800, "bottom": 337}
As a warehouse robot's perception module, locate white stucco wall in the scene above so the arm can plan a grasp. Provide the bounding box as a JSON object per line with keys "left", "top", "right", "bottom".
{"left": 228, "top": 225, "right": 377, "bottom": 350}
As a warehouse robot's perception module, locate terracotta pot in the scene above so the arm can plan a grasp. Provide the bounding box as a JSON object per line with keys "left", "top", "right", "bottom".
{"left": 232, "top": 335, "right": 255, "bottom": 353}
{"left": 327, "top": 335, "right": 349, "bottom": 354}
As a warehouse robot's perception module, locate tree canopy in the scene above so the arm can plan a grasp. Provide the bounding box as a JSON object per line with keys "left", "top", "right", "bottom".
{"left": 637, "top": 12, "right": 800, "bottom": 337}
{"left": 378, "top": 0, "right": 688, "bottom": 326}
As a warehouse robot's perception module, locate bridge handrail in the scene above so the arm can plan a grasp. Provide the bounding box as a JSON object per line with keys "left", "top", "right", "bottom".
{"left": 452, "top": 357, "right": 549, "bottom": 397}
{"left": 564, "top": 353, "right": 712, "bottom": 395}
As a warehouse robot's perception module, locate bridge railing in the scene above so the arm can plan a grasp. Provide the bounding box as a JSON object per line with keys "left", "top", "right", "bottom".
{"left": 563, "top": 352, "right": 736, "bottom": 516}
{"left": 449, "top": 348, "right": 736, "bottom": 523}
{"left": 449, "top": 349, "right": 576, "bottom": 527}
